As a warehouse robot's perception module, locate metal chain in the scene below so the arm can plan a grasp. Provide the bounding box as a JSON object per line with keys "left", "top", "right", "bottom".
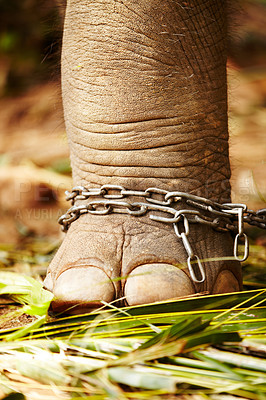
{"left": 58, "top": 185, "right": 266, "bottom": 283}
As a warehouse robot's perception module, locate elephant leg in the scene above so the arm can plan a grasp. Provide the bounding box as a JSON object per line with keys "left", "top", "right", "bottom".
{"left": 44, "top": 0, "right": 242, "bottom": 312}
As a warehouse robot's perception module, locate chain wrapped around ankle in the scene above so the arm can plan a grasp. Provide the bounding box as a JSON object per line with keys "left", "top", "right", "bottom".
{"left": 58, "top": 185, "right": 266, "bottom": 284}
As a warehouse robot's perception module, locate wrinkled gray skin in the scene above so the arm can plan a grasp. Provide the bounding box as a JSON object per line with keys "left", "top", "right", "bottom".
{"left": 44, "top": 0, "right": 242, "bottom": 313}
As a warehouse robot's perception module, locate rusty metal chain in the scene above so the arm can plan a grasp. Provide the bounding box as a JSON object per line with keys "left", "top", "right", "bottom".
{"left": 58, "top": 185, "right": 266, "bottom": 284}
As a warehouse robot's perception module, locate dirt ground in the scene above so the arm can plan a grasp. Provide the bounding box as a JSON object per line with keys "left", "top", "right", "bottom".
{"left": 228, "top": 63, "right": 266, "bottom": 209}
{"left": 0, "top": 64, "right": 265, "bottom": 245}
{"left": 0, "top": 83, "right": 70, "bottom": 243}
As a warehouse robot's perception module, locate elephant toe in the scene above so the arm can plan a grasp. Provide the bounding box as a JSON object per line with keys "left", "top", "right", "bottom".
{"left": 48, "top": 266, "right": 115, "bottom": 314}
{"left": 124, "top": 263, "right": 195, "bottom": 306}
{"left": 212, "top": 270, "right": 240, "bottom": 294}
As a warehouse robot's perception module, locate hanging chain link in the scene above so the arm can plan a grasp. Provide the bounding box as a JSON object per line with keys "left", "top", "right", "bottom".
{"left": 58, "top": 185, "right": 266, "bottom": 283}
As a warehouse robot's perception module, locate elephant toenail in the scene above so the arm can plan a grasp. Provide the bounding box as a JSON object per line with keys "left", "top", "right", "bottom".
{"left": 212, "top": 270, "right": 240, "bottom": 294}
{"left": 124, "top": 263, "right": 195, "bottom": 306}
{"left": 52, "top": 267, "right": 115, "bottom": 310}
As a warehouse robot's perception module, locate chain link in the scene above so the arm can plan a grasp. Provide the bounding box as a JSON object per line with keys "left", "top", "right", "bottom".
{"left": 59, "top": 185, "right": 266, "bottom": 283}
{"left": 173, "top": 216, "right": 205, "bottom": 283}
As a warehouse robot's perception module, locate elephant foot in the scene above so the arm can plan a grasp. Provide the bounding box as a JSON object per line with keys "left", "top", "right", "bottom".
{"left": 44, "top": 211, "right": 242, "bottom": 314}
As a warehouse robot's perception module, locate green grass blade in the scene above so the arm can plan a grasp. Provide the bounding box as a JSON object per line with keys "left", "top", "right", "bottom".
{"left": 198, "top": 348, "right": 266, "bottom": 373}
{"left": 3, "top": 316, "right": 47, "bottom": 342}
{"left": 108, "top": 366, "right": 176, "bottom": 392}
{"left": 0, "top": 271, "right": 53, "bottom": 316}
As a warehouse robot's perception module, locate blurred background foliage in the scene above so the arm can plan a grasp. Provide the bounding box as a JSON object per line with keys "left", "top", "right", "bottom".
{"left": 228, "top": 0, "right": 266, "bottom": 68}
{"left": 0, "top": 0, "right": 63, "bottom": 96}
